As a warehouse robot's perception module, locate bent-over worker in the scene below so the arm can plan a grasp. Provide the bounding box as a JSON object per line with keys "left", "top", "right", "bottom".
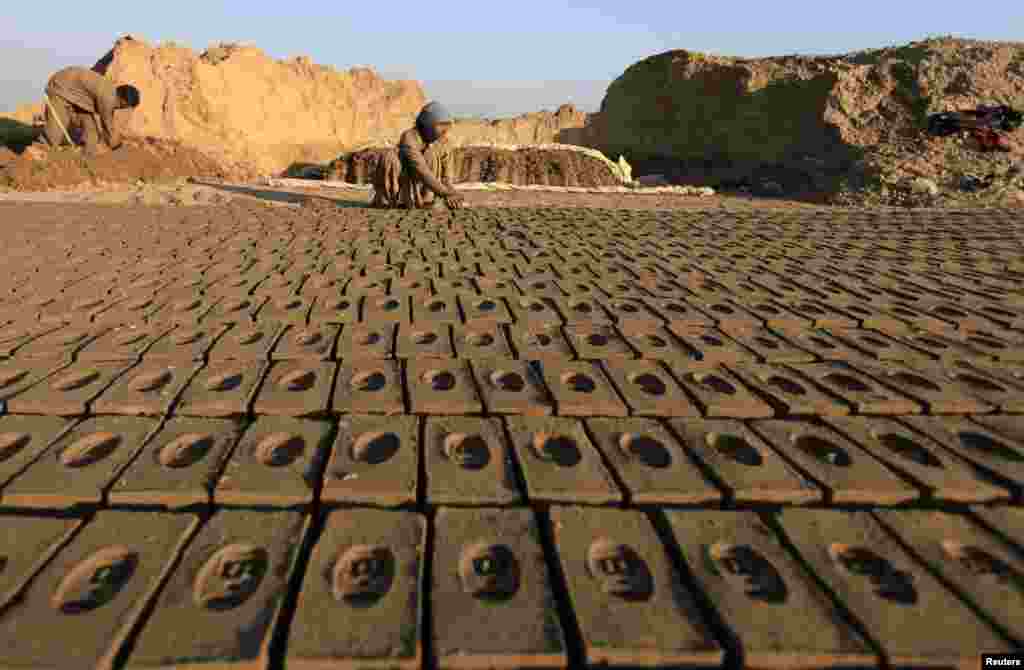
{"left": 372, "top": 101, "right": 465, "bottom": 210}
{"left": 39, "top": 67, "right": 140, "bottom": 155}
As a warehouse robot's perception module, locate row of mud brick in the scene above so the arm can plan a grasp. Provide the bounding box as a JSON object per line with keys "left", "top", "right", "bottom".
{"left": 1, "top": 409, "right": 1023, "bottom": 509}
{"left": 0, "top": 503, "right": 1022, "bottom": 669}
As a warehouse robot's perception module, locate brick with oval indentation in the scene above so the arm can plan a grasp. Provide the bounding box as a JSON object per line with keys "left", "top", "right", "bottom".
{"left": 176, "top": 360, "right": 268, "bottom": 418}
{"left": 334, "top": 360, "right": 406, "bottom": 415}
{"left": 599, "top": 358, "right": 700, "bottom": 417}
{"left": 662, "top": 364, "right": 774, "bottom": 419}
{"left": 252, "top": 361, "right": 335, "bottom": 418}
{"left": 269, "top": 323, "right": 340, "bottom": 361}
{"left": 6, "top": 362, "right": 132, "bottom": 416}
{"left": 782, "top": 362, "right": 923, "bottom": 416}
{"left": 425, "top": 416, "right": 522, "bottom": 506}
{"left": 92, "top": 361, "right": 200, "bottom": 417}
{"left": 665, "top": 325, "right": 759, "bottom": 367}
{"left": 144, "top": 324, "right": 229, "bottom": 362}
{"left": 338, "top": 323, "right": 397, "bottom": 360}
{"left": 11, "top": 325, "right": 110, "bottom": 360}
{"left": 844, "top": 359, "right": 996, "bottom": 415}
{"left": 532, "top": 359, "right": 628, "bottom": 417}
{"left": 322, "top": 414, "right": 419, "bottom": 506}
{"left": 724, "top": 363, "right": 853, "bottom": 416}
{"left": 396, "top": 325, "right": 454, "bottom": 359}
{"left": 406, "top": 358, "right": 483, "bottom": 415}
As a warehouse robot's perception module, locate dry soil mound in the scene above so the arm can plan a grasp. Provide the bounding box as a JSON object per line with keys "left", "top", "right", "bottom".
{"left": 443, "top": 104, "right": 594, "bottom": 147}
{"left": 594, "top": 36, "right": 1024, "bottom": 203}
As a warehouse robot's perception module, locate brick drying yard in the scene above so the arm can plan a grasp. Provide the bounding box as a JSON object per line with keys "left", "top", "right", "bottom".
{"left": 0, "top": 198, "right": 1021, "bottom": 669}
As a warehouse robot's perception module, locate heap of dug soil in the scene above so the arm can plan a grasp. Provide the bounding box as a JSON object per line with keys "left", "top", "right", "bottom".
{"left": 592, "top": 36, "right": 1024, "bottom": 204}
{"left": 324, "top": 144, "right": 624, "bottom": 187}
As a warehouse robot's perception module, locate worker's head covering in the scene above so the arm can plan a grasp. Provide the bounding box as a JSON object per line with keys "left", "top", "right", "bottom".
{"left": 416, "top": 101, "right": 452, "bottom": 142}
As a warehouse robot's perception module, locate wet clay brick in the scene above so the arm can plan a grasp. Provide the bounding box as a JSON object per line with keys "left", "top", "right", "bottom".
{"left": 6, "top": 361, "right": 134, "bottom": 416}
{"left": 563, "top": 324, "right": 637, "bottom": 361}
{"left": 0, "top": 322, "right": 61, "bottom": 358}
{"left": 600, "top": 358, "right": 700, "bottom": 417}
{"left": 0, "top": 357, "right": 71, "bottom": 409}
{"left": 412, "top": 293, "right": 463, "bottom": 327}
{"left": 617, "top": 325, "right": 695, "bottom": 362}
{"left": 339, "top": 323, "right": 397, "bottom": 359}
{"left": 122, "top": 508, "right": 309, "bottom": 670}
{"left": 107, "top": 417, "right": 244, "bottom": 509}
{"left": 549, "top": 506, "right": 723, "bottom": 667}
{"left": 451, "top": 323, "right": 515, "bottom": 359}
{"left": 214, "top": 417, "right": 332, "bottom": 508}
{"left": 201, "top": 294, "right": 267, "bottom": 326}
{"left": 585, "top": 417, "right": 721, "bottom": 505}
{"left": 776, "top": 509, "right": 1013, "bottom": 665}
{"left": 778, "top": 298, "right": 861, "bottom": 330}
{"left": 363, "top": 294, "right": 411, "bottom": 324}
{"left": 547, "top": 295, "right": 616, "bottom": 328}
{"left": 432, "top": 508, "right": 566, "bottom": 669}
{"left": 308, "top": 292, "right": 360, "bottom": 324}
{"left": 506, "top": 295, "right": 565, "bottom": 328}
{"left": 160, "top": 294, "right": 222, "bottom": 325}
{"left": 932, "top": 360, "right": 1024, "bottom": 412}
{"left": 719, "top": 327, "right": 817, "bottom": 364}
{"left": 143, "top": 324, "right": 230, "bottom": 362}
{"left": 971, "top": 506, "right": 1024, "bottom": 554}
{"left": 175, "top": 360, "right": 269, "bottom": 418}
{"left": 667, "top": 419, "right": 821, "bottom": 505}
{"left": 283, "top": 508, "right": 425, "bottom": 670}
{"left": 642, "top": 297, "right": 716, "bottom": 330}
{"left": 251, "top": 361, "right": 335, "bottom": 418}
{"left": 322, "top": 415, "right": 419, "bottom": 507}
{"left": 534, "top": 359, "right": 629, "bottom": 417}
{"left": 11, "top": 325, "right": 110, "bottom": 360}
{"left": 888, "top": 330, "right": 991, "bottom": 363}
{"left": 425, "top": 416, "right": 522, "bottom": 506}
{"left": 957, "top": 328, "right": 1024, "bottom": 362}
{"left": 826, "top": 328, "right": 937, "bottom": 364}
{"left": 874, "top": 510, "right": 1024, "bottom": 645}
{"left": 91, "top": 361, "right": 200, "bottom": 416}
{"left": 205, "top": 321, "right": 285, "bottom": 361}
{"left": 687, "top": 296, "right": 765, "bottom": 330}
{"left": 782, "top": 362, "right": 923, "bottom": 415}
{"left": 664, "top": 364, "right": 775, "bottom": 418}
{"left": 458, "top": 294, "right": 514, "bottom": 325}
{"left": 0, "top": 416, "right": 160, "bottom": 510}
{"left": 735, "top": 298, "right": 816, "bottom": 333}
{"left": 664, "top": 510, "right": 877, "bottom": 668}
{"left": 845, "top": 359, "right": 995, "bottom": 415}
{"left": 468, "top": 358, "right": 554, "bottom": 416}
{"left": 76, "top": 323, "right": 175, "bottom": 362}
{"left": 256, "top": 294, "right": 313, "bottom": 324}
{"left": 0, "top": 509, "right": 199, "bottom": 670}
{"left": 333, "top": 360, "right": 406, "bottom": 415}
{"left": 596, "top": 297, "right": 665, "bottom": 331}
{"left": 507, "top": 325, "right": 575, "bottom": 361}
{"left": 0, "top": 415, "right": 77, "bottom": 491}
{"left": 778, "top": 328, "right": 877, "bottom": 362}
{"left": 0, "top": 511, "right": 82, "bottom": 611}
{"left": 666, "top": 326, "right": 759, "bottom": 367}
{"left": 270, "top": 323, "right": 340, "bottom": 361}
{"left": 725, "top": 363, "right": 853, "bottom": 416}
{"left": 504, "top": 416, "right": 621, "bottom": 504}
{"left": 397, "top": 325, "right": 455, "bottom": 359}
{"left": 406, "top": 358, "right": 484, "bottom": 415}
{"left": 823, "top": 416, "right": 1007, "bottom": 503}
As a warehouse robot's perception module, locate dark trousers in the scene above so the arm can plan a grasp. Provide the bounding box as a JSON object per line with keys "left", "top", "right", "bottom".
{"left": 41, "top": 94, "right": 100, "bottom": 150}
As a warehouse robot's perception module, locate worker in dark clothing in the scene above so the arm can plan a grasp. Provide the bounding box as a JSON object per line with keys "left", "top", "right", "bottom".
{"left": 372, "top": 101, "right": 465, "bottom": 209}
{"left": 39, "top": 67, "right": 140, "bottom": 155}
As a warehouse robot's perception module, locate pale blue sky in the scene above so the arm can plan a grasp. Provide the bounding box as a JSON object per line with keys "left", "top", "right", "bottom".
{"left": 2, "top": 1, "right": 1022, "bottom": 117}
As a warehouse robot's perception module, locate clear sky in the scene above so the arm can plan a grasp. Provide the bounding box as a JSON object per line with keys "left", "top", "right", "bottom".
{"left": 2, "top": 1, "right": 1022, "bottom": 117}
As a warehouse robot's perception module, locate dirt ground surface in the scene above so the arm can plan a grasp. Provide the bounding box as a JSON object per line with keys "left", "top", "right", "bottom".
{"left": 0, "top": 197, "right": 1020, "bottom": 669}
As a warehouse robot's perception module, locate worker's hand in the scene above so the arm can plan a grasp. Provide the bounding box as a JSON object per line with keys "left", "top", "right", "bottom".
{"left": 445, "top": 193, "right": 465, "bottom": 210}
{"left": 110, "top": 141, "right": 123, "bottom": 151}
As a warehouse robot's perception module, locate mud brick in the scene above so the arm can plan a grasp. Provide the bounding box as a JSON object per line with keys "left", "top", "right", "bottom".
{"left": 565, "top": 325, "right": 636, "bottom": 361}
{"left": 0, "top": 321, "right": 61, "bottom": 357}
{"left": 549, "top": 506, "right": 723, "bottom": 666}
{"left": 825, "top": 328, "right": 936, "bottom": 364}
{"left": 412, "top": 293, "right": 463, "bottom": 327}
{"left": 91, "top": 295, "right": 167, "bottom": 326}
{"left": 0, "top": 415, "right": 77, "bottom": 492}
{"left": 143, "top": 323, "right": 229, "bottom": 362}
{"left": 0, "top": 509, "right": 198, "bottom": 670}
{"left": 269, "top": 323, "right": 340, "bottom": 362}
{"left": 750, "top": 418, "right": 921, "bottom": 505}
{"left": 11, "top": 324, "right": 110, "bottom": 360}
{"left": 254, "top": 275, "right": 305, "bottom": 297}
{"left": 434, "top": 278, "right": 478, "bottom": 296}
{"left": 506, "top": 415, "right": 621, "bottom": 504}
{"left": 37, "top": 293, "right": 124, "bottom": 325}
{"left": 545, "top": 295, "right": 616, "bottom": 329}
{"left": 776, "top": 298, "right": 860, "bottom": 330}
{"left": 200, "top": 294, "right": 268, "bottom": 325}
{"left": 107, "top": 417, "right": 243, "bottom": 509}
{"left": 971, "top": 506, "right": 1024, "bottom": 553}
{"left": 916, "top": 300, "right": 1007, "bottom": 332}
{"left": 875, "top": 511, "right": 1023, "bottom": 647}
{"left": 845, "top": 359, "right": 995, "bottom": 415}
{"left": 864, "top": 299, "right": 958, "bottom": 333}
{"left": 615, "top": 325, "right": 693, "bottom": 363}
{"left": 333, "top": 360, "right": 406, "bottom": 415}
{"left": 776, "top": 509, "right": 1013, "bottom": 665}
{"left": 424, "top": 416, "right": 522, "bottom": 506}
{"left": 664, "top": 364, "right": 775, "bottom": 418}
{"left": 322, "top": 415, "right": 419, "bottom": 507}
{"left": 687, "top": 296, "right": 766, "bottom": 330}
{"left": 599, "top": 358, "right": 700, "bottom": 417}
{"left": 669, "top": 418, "right": 821, "bottom": 504}
{"left": 533, "top": 359, "right": 628, "bottom": 417}
{"left": 506, "top": 295, "right": 564, "bottom": 328}
{"left": 92, "top": 361, "right": 200, "bottom": 417}
{"left": 451, "top": 323, "right": 515, "bottom": 359}
{"left": 518, "top": 279, "right": 565, "bottom": 303}
{"left": 308, "top": 291, "right": 360, "bottom": 324}
{"left": 0, "top": 357, "right": 71, "bottom": 409}
{"left": 934, "top": 360, "right": 1024, "bottom": 412}
{"left": 889, "top": 330, "right": 995, "bottom": 363}
{"left": 251, "top": 361, "right": 335, "bottom": 418}
{"left": 666, "top": 326, "right": 759, "bottom": 367}
{"left": 6, "top": 361, "right": 132, "bottom": 416}
{"left": 721, "top": 327, "right": 817, "bottom": 364}
{"left": 362, "top": 294, "right": 411, "bottom": 325}
{"left": 664, "top": 510, "right": 878, "bottom": 667}
{"left": 431, "top": 508, "right": 564, "bottom": 669}
{"left": 585, "top": 417, "right": 721, "bottom": 505}
{"left": 283, "top": 509, "right": 424, "bottom": 670}
{"left": 122, "top": 508, "right": 308, "bottom": 670}
{"left": 406, "top": 358, "right": 483, "bottom": 414}
{"left": 74, "top": 322, "right": 174, "bottom": 362}
{"left": 175, "top": 360, "right": 269, "bottom": 418}
{"left": 160, "top": 294, "right": 223, "bottom": 325}
{"left": 506, "top": 325, "right": 574, "bottom": 362}
{"left": 725, "top": 363, "right": 853, "bottom": 416}
{"left": 397, "top": 324, "right": 455, "bottom": 359}
{"left": 339, "top": 323, "right": 397, "bottom": 359}
{"left": 474, "top": 277, "right": 521, "bottom": 297}
{"left": 391, "top": 276, "right": 434, "bottom": 298}
{"left": 956, "top": 327, "right": 1024, "bottom": 362}
{"left": 778, "top": 328, "right": 876, "bottom": 363}
{"left": 782, "top": 362, "right": 923, "bottom": 415}
{"left": 899, "top": 416, "right": 1024, "bottom": 496}
{"left": 825, "top": 416, "right": 1007, "bottom": 503}
{"left": 205, "top": 320, "right": 285, "bottom": 361}
{"left": 254, "top": 293, "right": 313, "bottom": 325}
{"left": 458, "top": 294, "right": 514, "bottom": 326}
{"left": 1, "top": 416, "right": 160, "bottom": 509}
{"left": 0, "top": 511, "right": 82, "bottom": 611}
{"left": 468, "top": 358, "right": 554, "bottom": 416}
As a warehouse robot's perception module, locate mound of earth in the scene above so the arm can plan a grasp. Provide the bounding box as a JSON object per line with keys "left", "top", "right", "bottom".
{"left": 0, "top": 136, "right": 253, "bottom": 192}
{"left": 443, "top": 104, "right": 594, "bottom": 147}
{"left": 323, "top": 143, "right": 625, "bottom": 187}
{"left": 594, "top": 36, "right": 1024, "bottom": 204}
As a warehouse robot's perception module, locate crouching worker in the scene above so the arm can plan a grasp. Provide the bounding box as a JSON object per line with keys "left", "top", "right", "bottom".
{"left": 373, "top": 101, "right": 465, "bottom": 210}
{"left": 39, "top": 67, "right": 140, "bottom": 156}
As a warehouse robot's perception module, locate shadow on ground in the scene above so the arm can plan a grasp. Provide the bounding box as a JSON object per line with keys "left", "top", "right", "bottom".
{"left": 197, "top": 181, "right": 370, "bottom": 208}
{"left": 0, "top": 118, "right": 40, "bottom": 154}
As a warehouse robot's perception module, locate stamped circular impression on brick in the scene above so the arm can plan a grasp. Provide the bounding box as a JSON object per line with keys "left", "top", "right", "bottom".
{"left": 351, "top": 431, "right": 401, "bottom": 465}
{"left": 531, "top": 431, "right": 582, "bottom": 467}
{"left": 791, "top": 433, "right": 853, "bottom": 467}
{"left": 0, "top": 431, "right": 32, "bottom": 462}
{"left": 51, "top": 545, "right": 138, "bottom": 613}
{"left": 193, "top": 544, "right": 269, "bottom": 610}
{"left": 706, "top": 432, "right": 764, "bottom": 466}
{"left": 458, "top": 541, "right": 519, "bottom": 599}
{"left": 443, "top": 432, "right": 491, "bottom": 470}
{"left": 489, "top": 369, "right": 525, "bottom": 392}
{"left": 278, "top": 368, "right": 317, "bottom": 392}
{"left": 585, "top": 538, "right": 653, "bottom": 600}
{"left": 618, "top": 432, "right": 672, "bottom": 468}
{"left": 158, "top": 433, "right": 215, "bottom": 468}
{"left": 60, "top": 432, "right": 122, "bottom": 468}
{"left": 128, "top": 369, "right": 174, "bottom": 393}
{"left": 422, "top": 369, "right": 457, "bottom": 391}
{"left": 331, "top": 544, "right": 395, "bottom": 602}
{"left": 254, "top": 432, "right": 305, "bottom": 467}
{"left": 51, "top": 369, "right": 100, "bottom": 392}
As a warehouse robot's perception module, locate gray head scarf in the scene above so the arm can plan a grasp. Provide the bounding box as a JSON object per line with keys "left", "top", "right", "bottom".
{"left": 416, "top": 101, "right": 452, "bottom": 143}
